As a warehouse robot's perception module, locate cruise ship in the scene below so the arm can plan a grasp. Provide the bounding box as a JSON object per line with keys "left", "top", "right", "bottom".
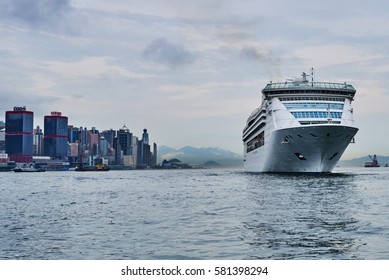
{"left": 243, "top": 71, "right": 358, "bottom": 173}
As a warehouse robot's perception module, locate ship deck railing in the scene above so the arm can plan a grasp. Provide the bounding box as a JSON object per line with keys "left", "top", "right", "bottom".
{"left": 263, "top": 81, "right": 355, "bottom": 91}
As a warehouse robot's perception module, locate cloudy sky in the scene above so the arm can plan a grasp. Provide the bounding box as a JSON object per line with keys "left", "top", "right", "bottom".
{"left": 1, "top": 0, "right": 388, "bottom": 159}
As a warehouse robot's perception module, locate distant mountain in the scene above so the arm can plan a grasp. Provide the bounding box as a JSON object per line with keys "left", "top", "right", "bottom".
{"left": 203, "top": 161, "right": 223, "bottom": 168}
{"left": 339, "top": 155, "right": 389, "bottom": 167}
{"left": 158, "top": 146, "right": 243, "bottom": 167}
{"left": 158, "top": 146, "right": 177, "bottom": 155}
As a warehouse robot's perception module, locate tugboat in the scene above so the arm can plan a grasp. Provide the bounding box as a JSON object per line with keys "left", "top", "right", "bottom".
{"left": 75, "top": 149, "right": 110, "bottom": 171}
{"left": 75, "top": 164, "right": 110, "bottom": 172}
{"left": 364, "top": 155, "right": 380, "bottom": 167}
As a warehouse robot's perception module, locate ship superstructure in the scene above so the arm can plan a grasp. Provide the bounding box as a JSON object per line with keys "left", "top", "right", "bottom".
{"left": 243, "top": 70, "right": 358, "bottom": 173}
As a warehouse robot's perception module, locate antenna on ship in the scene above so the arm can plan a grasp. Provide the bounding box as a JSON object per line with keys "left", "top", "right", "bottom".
{"left": 311, "top": 67, "right": 315, "bottom": 86}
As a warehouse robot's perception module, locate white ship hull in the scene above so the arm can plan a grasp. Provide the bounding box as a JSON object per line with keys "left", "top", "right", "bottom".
{"left": 244, "top": 125, "right": 358, "bottom": 173}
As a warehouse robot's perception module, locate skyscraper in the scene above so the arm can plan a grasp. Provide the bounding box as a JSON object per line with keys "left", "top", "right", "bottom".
{"left": 142, "top": 129, "right": 149, "bottom": 145}
{"left": 88, "top": 127, "right": 100, "bottom": 156}
{"left": 113, "top": 136, "right": 123, "bottom": 165}
{"left": 33, "top": 126, "right": 44, "bottom": 156}
{"left": 5, "top": 106, "right": 34, "bottom": 162}
{"left": 0, "top": 122, "right": 6, "bottom": 153}
{"left": 67, "top": 125, "right": 76, "bottom": 143}
{"left": 118, "top": 125, "right": 132, "bottom": 155}
{"left": 138, "top": 128, "right": 153, "bottom": 167}
{"left": 44, "top": 111, "right": 68, "bottom": 158}
{"left": 153, "top": 142, "right": 158, "bottom": 167}
{"left": 101, "top": 129, "right": 115, "bottom": 147}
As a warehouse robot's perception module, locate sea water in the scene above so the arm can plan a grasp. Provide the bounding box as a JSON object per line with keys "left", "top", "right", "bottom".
{"left": 1, "top": 167, "right": 389, "bottom": 260}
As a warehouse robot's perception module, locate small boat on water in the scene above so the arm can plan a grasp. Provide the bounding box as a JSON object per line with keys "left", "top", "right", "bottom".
{"left": 75, "top": 164, "right": 110, "bottom": 172}
{"left": 13, "top": 165, "right": 46, "bottom": 172}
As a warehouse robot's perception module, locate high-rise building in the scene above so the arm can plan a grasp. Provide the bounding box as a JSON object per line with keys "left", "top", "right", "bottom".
{"left": 44, "top": 111, "right": 68, "bottom": 158}
{"left": 113, "top": 136, "right": 123, "bottom": 165}
{"left": 5, "top": 106, "right": 34, "bottom": 162}
{"left": 142, "top": 128, "right": 149, "bottom": 145}
{"left": 118, "top": 125, "right": 132, "bottom": 156}
{"left": 101, "top": 129, "right": 115, "bottom": 147}
{"left": 68, "top": 142, "right": 79, "bottom": 157}
{"left": 0, "top": 127, "right": 5, "bottom": 153}
{"left": 33, "top": 126, "right": 44, "bottom": 156}
{"left": 100, "top": 136, "right": 108, "bottom": 156}
{"left": 132, "top": 135, "right": 138, "bottom": 163}
{"left": 80, "top": 127, "right": 89, "bottom": 152}
{"left": 88, "top": 127, "right": 100, "bottom": 156}
{"left": 153, "top": 142, "right": 158, "bottom": 166}
{"left": 138, "top": 129, "right": 154, "bottom": 167}
{"left": 67, "top": 125, "right": 77, "bottom": 143}
{"left": 0, "top": 122, "right": 5, "bottom": 153}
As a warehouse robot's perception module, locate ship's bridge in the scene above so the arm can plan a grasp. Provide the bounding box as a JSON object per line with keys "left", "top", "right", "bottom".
{"left": 262, "top": 81, "right": 356, "bottom": 99}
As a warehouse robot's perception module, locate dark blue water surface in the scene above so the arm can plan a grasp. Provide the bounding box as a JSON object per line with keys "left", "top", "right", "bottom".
{"left": 1, "top": 167, "right": 389, "bottom": 259}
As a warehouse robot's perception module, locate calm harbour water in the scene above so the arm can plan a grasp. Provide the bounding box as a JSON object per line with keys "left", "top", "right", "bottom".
{"left": 1, "top": 167, "right": 389, "bottom": 260}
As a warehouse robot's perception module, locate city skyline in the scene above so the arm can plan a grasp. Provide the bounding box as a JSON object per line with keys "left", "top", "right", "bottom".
{"left": 1, "top": 0, "right": 389, "bottom": 159}
{"left": 1, "top": 107, "right": 157, "bottom": 169}
{"left": 1, "top": 106, "right": 151, "bottom": 138}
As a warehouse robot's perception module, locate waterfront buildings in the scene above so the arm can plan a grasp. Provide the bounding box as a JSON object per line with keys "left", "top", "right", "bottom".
{"left": 5, "top": 106, "right": 34, "bottom": 163}
{"left": 44, "top": 112, "right": 68, "bottom": 159}
{"left": 1, "top": 106, "right": 158, "bottom": 168}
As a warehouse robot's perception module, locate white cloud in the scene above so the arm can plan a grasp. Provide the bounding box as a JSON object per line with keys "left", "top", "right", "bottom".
{"left": 43, "top": 56, "right": 152, "bottom": 80}
{"left": 290, "top": 45, "right": 380, "bottom": 68}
